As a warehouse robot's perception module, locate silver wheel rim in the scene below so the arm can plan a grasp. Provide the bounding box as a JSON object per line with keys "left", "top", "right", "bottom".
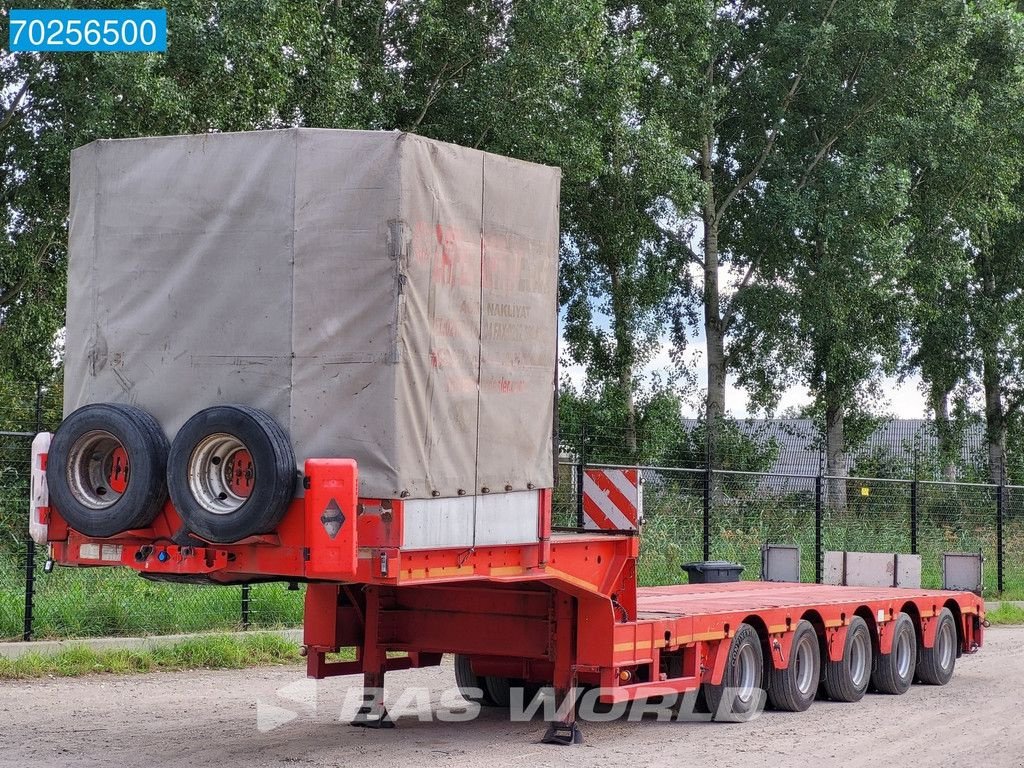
{"left": 736, "top": 643, "right": 758, "bottom": 703}
{"left": 794, "top": 634, "right": 816, "bottom": 694}
{"left": 895, "top": 626, "right": 913, "bottom": 679}
{"left": 66, "top": 430, "right": 128, "bottom": 509}
{"left": 849, "top": 630, "right": 869, "bottom": 688}
{"left": 187, "top": 433, "right": 253, "bottom": 515}
{"left": 936, "top": 620, "right": 955, "bottom": 670}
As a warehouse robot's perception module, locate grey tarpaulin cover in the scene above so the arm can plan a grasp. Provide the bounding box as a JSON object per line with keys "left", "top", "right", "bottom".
{"left": 64, "top": 129, "right": 560, "bottom": 500}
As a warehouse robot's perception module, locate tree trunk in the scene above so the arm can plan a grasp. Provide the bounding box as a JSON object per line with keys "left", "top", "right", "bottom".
{"left": 824, "top": 378, "right": 847, "bottom": 511}
{"left": 982, "top": 349, "right": 1007, "bottom": 486}
{"left": 609, "top": 266, "right": 637, "bottom": 457}
{"left": 620, "top": 364, "right": 637, "bottom": 456}
{"left": 929, "top": 387, "right": 957, "bottom": 482}
{"left": 978, "top": 247, "right": 1008, "bottom": 486}
{"left": 700, "top": 137, "right": 726, "bottom": 466}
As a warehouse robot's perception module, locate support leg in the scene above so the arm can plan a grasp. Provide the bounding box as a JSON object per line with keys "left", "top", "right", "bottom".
{"left": 351, "top": 586, "right": 395, "bottom": 729}
{"left": 542, "top": 593, "right": 581, "bottom": 745}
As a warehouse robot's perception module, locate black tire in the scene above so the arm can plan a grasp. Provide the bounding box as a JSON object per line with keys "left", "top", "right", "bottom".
{"left": 484, "top": 675, "right": 513, "bottom": 708}
{"left": 454, "top": 654, "right": 498, "bottom": 706}
{"left": 916, "top": 608, "right": 957, "bottom": 686}
{"left": 46, "top": 403, "right": 169, "bottom": 538}
{"left": 167, "top": 405, "right": 295, "bottom": 543}
{"left": 870, "top": 612, "right": 916, "bottom": 695}
{"left": 703, "top": 623, "right": 765, "bottom": 721}
{"left": 822, "top": 615, "right": 872, "bottom": 702}
{"left": 768, "top": 620, "right": 820, "bottom": 712}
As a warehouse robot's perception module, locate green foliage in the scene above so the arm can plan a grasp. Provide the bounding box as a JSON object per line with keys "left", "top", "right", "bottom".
{"left": 0, "top": 381, "right": 62, "bottom": 552}
{"left": 667, "top": 416, "right": 780, "bottom": 475}
{"left": 1, "top": 0, "right": 611, "bottom": 383}
{"left": 903, "top": 1, "right": 1024, "bottom": 481}
{"left": 726, "top": 1, "right": 979, "bottom": 424}
{"left": 558, "top": 374, "right": 686, "bottom": 466}
{"left": 850, "top": 446, "right": 916, "bottom": 482}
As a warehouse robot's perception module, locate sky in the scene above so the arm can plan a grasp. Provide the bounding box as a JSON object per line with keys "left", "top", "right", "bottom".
{"left": 559, "top": 233, "right": 932, "bottom": 420}
{"left": 559, "top": 331, "right": 929, "bottom": 419}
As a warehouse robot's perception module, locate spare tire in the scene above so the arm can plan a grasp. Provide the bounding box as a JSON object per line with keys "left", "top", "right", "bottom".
{"left": 167, "top": 405, "right": 295, "bottom": 543}
{"left": 46, "top": 403, "right": 169, "bottom": 538}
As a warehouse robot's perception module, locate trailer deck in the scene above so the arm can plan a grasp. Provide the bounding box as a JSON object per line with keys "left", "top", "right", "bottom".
{"left": 636, "top": 581, "right": 978, "bottom": 617}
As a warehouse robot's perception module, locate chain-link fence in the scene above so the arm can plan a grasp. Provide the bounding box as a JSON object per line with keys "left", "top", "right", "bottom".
{"left": 2, "top": 382, "right": 1019, "bottom": 643}
{"left": 0, "top": 382, "right": 303, "bottom": 642}
{"left": 558, "top": 461, "right": 1017, "bottom": 595}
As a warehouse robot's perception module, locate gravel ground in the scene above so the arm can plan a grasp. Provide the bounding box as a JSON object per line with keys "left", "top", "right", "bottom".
{"left": 1, "top": 626, "right": 1021, "bottom": 768}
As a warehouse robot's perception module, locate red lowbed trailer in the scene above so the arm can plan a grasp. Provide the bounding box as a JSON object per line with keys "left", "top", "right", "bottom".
{"left": 33, "top": 130, "right": 983, "bottom": 745}
{"left": 30, "top": 452, "right": 984, "bottom": 743}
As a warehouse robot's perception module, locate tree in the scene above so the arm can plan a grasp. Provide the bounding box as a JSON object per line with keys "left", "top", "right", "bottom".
{"left": 644, "top": 2, "right": 979, "bottom": 444}
{"left": 559, "top": 373, "right": 685, "bottom": 466}
{"left": 905, "top": 1, "right": 1024, "bottom": 483}
{"left": 1, "top": 0, "right": 364, "bottom": 383}
{"left": 706, "top": 1, "right": 973, "bottom": 506}
{"left": 1, "top": 0, "right": 609, "bottom": 384}
{"left": 560, "top": 22, "right": 696, "bottom": 453}
{"left": 732, "top": 160, "right": 910, "bottom": 505}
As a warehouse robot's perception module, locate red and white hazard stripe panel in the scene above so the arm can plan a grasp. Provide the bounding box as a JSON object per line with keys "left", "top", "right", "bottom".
{"left": 582, "top": 468, "right": 643, "bottom": 531}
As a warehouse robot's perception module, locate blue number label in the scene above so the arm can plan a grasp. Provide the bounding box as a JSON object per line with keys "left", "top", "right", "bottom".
{"left": 9, "top": 9, "right": 167, "bottom": 52}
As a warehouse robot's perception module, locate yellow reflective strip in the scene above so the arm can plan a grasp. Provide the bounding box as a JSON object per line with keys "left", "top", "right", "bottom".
{"left": 692, "top": 631, "right": 725, "bottom": 642}
{"left": 489, "top": 566, "right": 525, "bottom": 577}
{"left": 543, "top": 566, "right": 600, "bottom": 592}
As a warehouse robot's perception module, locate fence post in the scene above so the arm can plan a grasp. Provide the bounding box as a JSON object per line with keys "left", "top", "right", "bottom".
{"left": 23, "top": 383, "right": 43, "bottom": 642}
{"left": 909, "top": 480, "right": 918, "bottom": 556}
{"left": 22, "top": 542, "right": 35, "bottom": 642}
{"left": 702, "top": 467, "right": 711, "bottom": 561}
{"left": 996, "top": 485, "right": 1005, "bottom": 594}
{"left": 702, "top": 414, "right": 712, "bottom": 561}
{"left": 814, "top": 474, "right": 823, "bottom": 584}
{"left": 575, "top": 425, "right": 586, "bottom": 528}
{"left": 241, "top": 583, "right": 251, "bottom": 630}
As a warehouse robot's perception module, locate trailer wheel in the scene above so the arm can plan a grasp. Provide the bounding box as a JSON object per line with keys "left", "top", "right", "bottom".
{"left": 768, "top": 620, "right": 820, "bottom": 712}
{"left": 46, "top": 403, "right": 169, "bottom": 538}
{"left": 822, "top": 615, "right": 872, "bottom": 702}
{"left": 167, "top": 405, "right": 295, "bottom": 543}
{"left": 870, "top": 612, "right": 916, "bottom": 695}
{"left": 704, "top": 623, "right": 765, "bottom": 721}
{"left": 916, "top": 608, "right": 957, "bottom": 685}
{"left": 453, "top": 655, "right": 498, "bottom": 706}
{"left": 484, "top": 675, "right": 513, "bottom": 708}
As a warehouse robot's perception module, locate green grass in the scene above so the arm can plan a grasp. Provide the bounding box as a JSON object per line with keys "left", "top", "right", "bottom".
{"left": 0, "top": 632, "right": 303, "bottom": 679}
{"left": 986, "top": 603, "right": 1024, "bottom": 625}
{"left": 0, "top": 564, "right": 305, "bottom": 641}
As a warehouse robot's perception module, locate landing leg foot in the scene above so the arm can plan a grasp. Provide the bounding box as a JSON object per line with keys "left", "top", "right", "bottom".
{"left": 351, "top": 704, "right": 395, "bottom": 729}
{"left": 541, "top": 721, "right": 582, "bottom": 745}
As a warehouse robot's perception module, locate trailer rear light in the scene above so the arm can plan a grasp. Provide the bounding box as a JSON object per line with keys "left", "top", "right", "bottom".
{"left": 29, "top": 432, "right": 53, "bottom": 546}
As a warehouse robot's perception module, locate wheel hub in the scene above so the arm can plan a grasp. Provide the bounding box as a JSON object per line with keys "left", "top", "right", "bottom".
{"left": 66, "top": 430, "right": 130, "bottom": 509}
{"left": 187, "top": 433, "right": 255, "bottom": 514}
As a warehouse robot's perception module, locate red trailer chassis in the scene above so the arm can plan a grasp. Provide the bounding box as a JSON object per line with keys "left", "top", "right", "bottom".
{"left": 37, "top": 456, "right": 985, "bottom": 743}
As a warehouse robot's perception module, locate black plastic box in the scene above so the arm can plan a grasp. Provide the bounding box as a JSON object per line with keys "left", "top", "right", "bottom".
{"left": 681, "top": 561, "right": 745, "bottom": 584}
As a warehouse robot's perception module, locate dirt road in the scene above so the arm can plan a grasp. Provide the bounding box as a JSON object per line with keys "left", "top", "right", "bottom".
{"left": 1, "top": 626, "right": 1021, "bottom": 768}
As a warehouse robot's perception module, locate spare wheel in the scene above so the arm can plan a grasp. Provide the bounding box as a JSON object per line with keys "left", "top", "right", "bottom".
{"left": 167, "top": 405, "right": 295, "bottom": 543}
{"left": 46, "top": 403, "right": 169, "bottom": 537}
